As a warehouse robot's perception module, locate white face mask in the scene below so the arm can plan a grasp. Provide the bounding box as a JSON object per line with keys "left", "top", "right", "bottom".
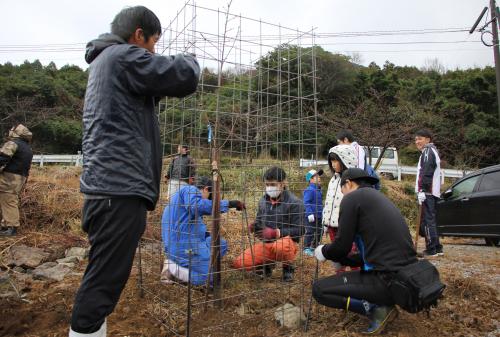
{"left": 265, "top": 185, "right": 282, "bottom": 199}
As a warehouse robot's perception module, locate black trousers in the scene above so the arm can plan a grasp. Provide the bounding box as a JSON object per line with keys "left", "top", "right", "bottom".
{"left": 304, "top": 217, "right": 322, "bottom": 248}
{"left": 71, "top": 197, "right": 147, "bottom": 333}
{"left": 312, "top": 271, "right": 394, "bottom": 311}
{"left": 422, "top": 195, "right": 442, "bottom": 253}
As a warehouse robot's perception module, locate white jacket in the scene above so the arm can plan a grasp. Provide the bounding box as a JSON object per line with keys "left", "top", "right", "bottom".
{"left": 322, "top": 145, "right": 358, "bottom": 228}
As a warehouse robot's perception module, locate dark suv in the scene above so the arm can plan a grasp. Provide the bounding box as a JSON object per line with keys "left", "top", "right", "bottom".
{"left": 437, "top": 164, "right": 500, "bottom": 246}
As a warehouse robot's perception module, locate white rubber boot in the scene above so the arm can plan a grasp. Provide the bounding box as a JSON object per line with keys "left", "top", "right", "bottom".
{"left": 69, "top": 319, "right": 106, "bottom": 337}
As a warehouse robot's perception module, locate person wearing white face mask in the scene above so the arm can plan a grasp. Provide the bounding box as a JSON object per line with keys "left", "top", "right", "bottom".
{"left": 232, "top": 167, "right": 305, "bottom": 282}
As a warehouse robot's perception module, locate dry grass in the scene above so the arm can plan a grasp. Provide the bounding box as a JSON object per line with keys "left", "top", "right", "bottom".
{"left": 20, "top": 166, "right": 83, "bottom": 233}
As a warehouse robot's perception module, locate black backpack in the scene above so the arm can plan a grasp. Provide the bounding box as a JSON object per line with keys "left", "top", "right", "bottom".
{"left": 388, "top": 259, "right": 445, "bottom": 313}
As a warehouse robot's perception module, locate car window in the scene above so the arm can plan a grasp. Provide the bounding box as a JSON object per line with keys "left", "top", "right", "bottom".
{"left": 451, "top": 175, "right": 481, "bottom": 199}
{"left": 478, "top": 171, "right": 500, "bottom": 192}
{"left": 383, "top": 149, "right": 395, "bottom": 159}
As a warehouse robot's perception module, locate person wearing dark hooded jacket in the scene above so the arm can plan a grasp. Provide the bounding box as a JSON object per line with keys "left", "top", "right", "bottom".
{"left": 0, "top": 124, "right": 33, "bottom": 237}
{"left": 70, "top": 6, "right": 200, "bottom": 337}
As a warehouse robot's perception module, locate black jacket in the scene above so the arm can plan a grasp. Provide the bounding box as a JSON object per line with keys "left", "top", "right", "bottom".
{"left": 166, "top": 154, "right": 196, "bottom": 181}
{"left": 322, "top": 187, "right": 417, "bottom": 272}
{"left": 254, "top": 190, "right": 304, "bottom": 243}
{"left": 80, "top": 34, "right": 200, "bottom": 210}
{"left": 2, "top": 139, "right": 32, "bottom": 177}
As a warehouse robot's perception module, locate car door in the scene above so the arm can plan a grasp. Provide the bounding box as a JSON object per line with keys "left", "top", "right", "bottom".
{"left": 467, "top": 169, "right": 500, "bottom": 237}
{"left": 437, "top": 174, "right": 482, "bottom": 236}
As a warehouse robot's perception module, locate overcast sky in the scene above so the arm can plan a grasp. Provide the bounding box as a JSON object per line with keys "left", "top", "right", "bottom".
{"left": 0, "top": 0, "right": 494, "bottom": 70}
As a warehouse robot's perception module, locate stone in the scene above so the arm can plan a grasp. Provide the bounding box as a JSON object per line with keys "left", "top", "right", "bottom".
{"left": 32, "top": 262, "right": 71, "bottom": 282}
{"left": 65, "top": 247, "right": 88, "bottom": 261}
{"left": 274, "top": 303, "right": 306, "bottom": 329}
{"left": 56, "top": 256, "right": 79, "bottom": 264}
{"left": 7, "top": 245, "right": 49, "bottom": 269}
{"left": 58, "top": 262, "right": 75, "bottom": 269}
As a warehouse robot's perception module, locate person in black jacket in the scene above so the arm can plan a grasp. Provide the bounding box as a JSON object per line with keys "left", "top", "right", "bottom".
{"left": 232, "top": 167, "right": 304, "bottom": 282}
{"left": 313, "top": 168, "right": 417, "bottom": 335}
{"left": 0, "top": 124, "right": 33, "bottom": 237}
{"left": 165, "top": 144, "right": 196, "bottom": 199}
{"left": 415, "top": 129, "right": 443, "bottom": 257}
{"left": 70, "top": 6, "right": 200, "bottom": 337}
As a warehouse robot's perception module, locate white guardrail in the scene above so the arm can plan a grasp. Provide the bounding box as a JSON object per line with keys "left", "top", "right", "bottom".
{"left": 299, "top": 159, "right": 472, "bottom": 182}
{"left": 32, "top": 154, "right": 83, "bottom": 167}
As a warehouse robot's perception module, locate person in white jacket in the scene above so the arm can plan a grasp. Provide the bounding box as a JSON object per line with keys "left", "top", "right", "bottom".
{"left": 322, "top": 145, "right": 358, "bottom": 272}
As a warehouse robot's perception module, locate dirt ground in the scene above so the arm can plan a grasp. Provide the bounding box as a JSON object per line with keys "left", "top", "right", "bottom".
{"left": 0, "top": 233, "right": 499, "bottom": 337}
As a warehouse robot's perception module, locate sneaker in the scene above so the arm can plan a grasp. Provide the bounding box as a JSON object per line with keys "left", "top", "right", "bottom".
{"left": 0, "top": 227, "right": 17, "bottom": 237}
{"left": 303, "top": 248, "right": 314, "bottom": 256}
{"left": 363, "top": 305, "right": 398, "bottom": 335}
{"left": 418, "top": 250, "right": 439, "bottom": 258}
{"left": 436, "top": 247, "right": 444, "bottom": 256}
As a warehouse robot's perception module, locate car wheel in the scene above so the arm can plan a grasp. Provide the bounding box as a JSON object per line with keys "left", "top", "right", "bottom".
{"left": 484, "top": 237, "right": 500, "bottom": 246}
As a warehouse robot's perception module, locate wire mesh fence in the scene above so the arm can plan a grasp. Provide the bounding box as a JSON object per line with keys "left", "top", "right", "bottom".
{"left": 138, "top": 1, "right": 321, "bottom": 335}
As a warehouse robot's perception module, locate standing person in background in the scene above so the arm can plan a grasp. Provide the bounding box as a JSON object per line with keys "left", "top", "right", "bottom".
{"left": 414, "top": 129, "right": 443, "bottom": 258}
{"left": 165, "top": 144, "right": 196, "bottom": 199}
{"left": 0, "top": 124, "right": 33, "bottom": 237}
{"left": 322, "top": 145, "right": 358, "bottom": 273}
{"left": 336, "top": 130, "right": 366, "bottom": 170}
{"left": 71, "top": 6, "right": 200, "bottom": 337}
{"left": 302, "top": 169, "right": 324, "bottom": 256}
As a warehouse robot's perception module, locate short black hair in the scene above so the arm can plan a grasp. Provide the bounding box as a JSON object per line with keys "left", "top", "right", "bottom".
{"left": 111, "top": 6, "right": 162, "bottom": 41}
{"left": 415, "top": 129, "right": 433, "bottom": 140}
{"left": 195, "top": 176, "right": 212, "bottom": 191}
{"left": 263, "top": 166, "right": 286, "bottom": 182}
{"left": 336, "top": 130, "right": 354, "bottom": 142}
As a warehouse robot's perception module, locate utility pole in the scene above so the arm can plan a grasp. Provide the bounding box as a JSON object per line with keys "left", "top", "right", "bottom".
{"left": 490, "top": 0, "right": 500, "bottom": 123}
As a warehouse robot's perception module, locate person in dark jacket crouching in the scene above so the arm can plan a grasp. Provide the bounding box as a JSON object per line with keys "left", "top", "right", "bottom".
{"left": 232, "top": 166, "right": 305, "bottom": 282}
{"left": 313, "top": 168, "right": 417, "bottom": 335}
{"left": 71, "top": 6, "right": 200, "bottom": 337}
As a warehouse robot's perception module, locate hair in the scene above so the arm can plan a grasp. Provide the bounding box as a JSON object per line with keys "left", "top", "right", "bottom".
{"left": 111, "top": 6, "right": 162, "bottom": 41}
{"left": 263, "top": 166, "right": 286, "bottom": 182}
{"left": 328, "top": 152, "right": 348, "bottom": 173}
{"left": 336, "top": 130, "right": 354, "bottom": 142}
{"left": 195, "top": 176, "right": 212, "bottom": 192}
{"left": 415, "top": 129, "right": 433, "bottom": 140}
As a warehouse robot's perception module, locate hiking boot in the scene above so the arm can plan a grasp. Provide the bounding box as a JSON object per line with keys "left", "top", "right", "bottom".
{"left": 363, "top": 305, "right": 398, "bottom": 335}
{"left": 303, "top": 247, "right": 314, "bottom": 256}
{"left": 0, "top": 226, "right": 17, "bottom": 237}
{"left": 282, "top": 264, "right": 295, "bottom": 282}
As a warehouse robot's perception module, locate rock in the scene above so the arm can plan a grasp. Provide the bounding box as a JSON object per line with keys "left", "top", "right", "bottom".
{"left": 7, "top": 245, "right": 50, "bottom": 268}
{"left": 65, "top": 247, "right": 88, "bottom": 261}
{"left": 32, "top": 262, "right": 71, "bottom": 282}
{"left": 58, "top": 262, "right": 75, "bottom": 269}
{"left": 274, "top": 303, "right": 306, "bottom": 329}
{"left": 57, "top": 256, "right": 79, "bottom": 264}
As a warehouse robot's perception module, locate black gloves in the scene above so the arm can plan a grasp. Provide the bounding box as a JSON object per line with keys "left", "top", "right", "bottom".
{"left": 228, "top": 200, "right": 246, "bottom": 211}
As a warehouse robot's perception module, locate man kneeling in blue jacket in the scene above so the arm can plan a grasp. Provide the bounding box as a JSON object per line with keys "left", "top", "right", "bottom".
{"left": 161, "top": 176, "right": 245, "bottom": 285}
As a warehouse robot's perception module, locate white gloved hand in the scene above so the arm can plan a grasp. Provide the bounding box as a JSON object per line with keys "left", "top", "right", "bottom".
{"left": 417, "top": 192, "right": 426, "bottom": 205}
{"left": 314, "top": 245, "right": 326, "bottom": 262}
{"left": 307, "top": 214, "right": 315, "bottom": 223}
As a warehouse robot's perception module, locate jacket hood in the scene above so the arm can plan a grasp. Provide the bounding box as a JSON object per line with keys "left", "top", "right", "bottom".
{"left": 9, "top": 124, "right": 32, "bottom": 142}
{"left": 85, "top": 33, "right": 126, "bottom": 64}
{"left": 328, "top": 145, "right": 357, "bottom": 170}
{"left": 424, "top": 143, "right": 438, "bottom": 153}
